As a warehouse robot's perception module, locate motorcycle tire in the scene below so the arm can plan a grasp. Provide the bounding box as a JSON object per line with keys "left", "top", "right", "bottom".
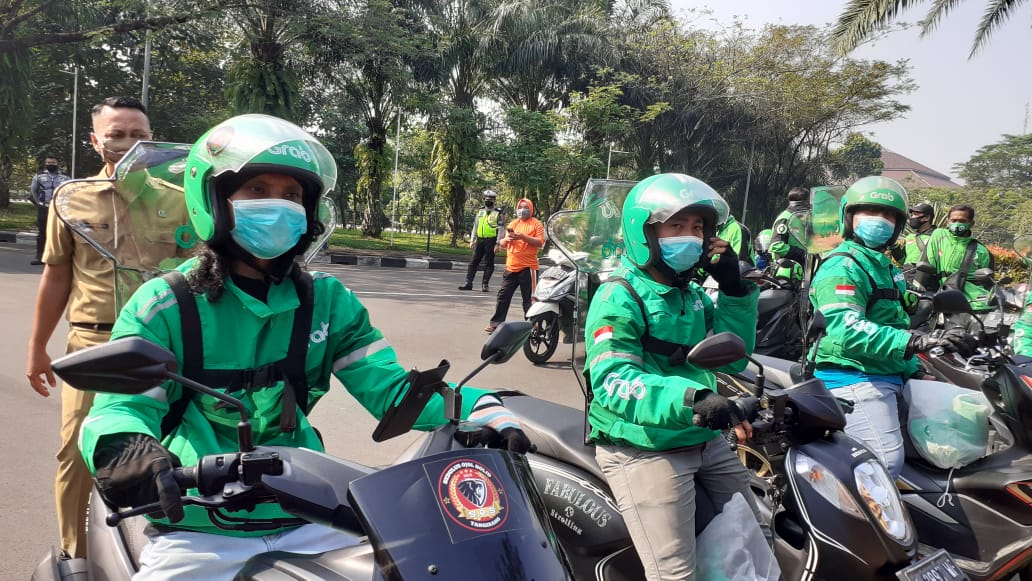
{"left": 524, "top": 312, "right": 560, "bottom": 364}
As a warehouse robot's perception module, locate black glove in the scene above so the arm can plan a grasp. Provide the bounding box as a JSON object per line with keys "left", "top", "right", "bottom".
{"left": 702, "top": 239, "right": 747, "bottom": 297}
{"left": 462, "top": 395, "right": 534, "bottom": 454}
{"left": 94, "top": 433, "right": 184, "bottom": 522}
{"left": 688, "top": 390, "right": 744, "bottom": 430}
{"left": 906, "top": 328, "right": 977, "bottom": 359}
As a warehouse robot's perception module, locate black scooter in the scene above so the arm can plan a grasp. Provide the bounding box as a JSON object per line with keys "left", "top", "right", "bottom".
{"left": 720, "top": 291, "right": 1032, "bottom": 581}
{"left": 33, "top": 323, "right": 574, "bottom": 581}
{"left": 401, "top": 323, "right": 962, "bottom": 580}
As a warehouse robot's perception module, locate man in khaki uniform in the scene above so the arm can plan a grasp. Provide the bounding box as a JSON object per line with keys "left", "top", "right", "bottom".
{"left": 25, "top": 96, "right": 160, "bottom": 559}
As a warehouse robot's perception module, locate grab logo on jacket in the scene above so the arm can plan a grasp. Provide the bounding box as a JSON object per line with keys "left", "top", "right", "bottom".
{"left": 310, "top": 321, "right": 330, "bottom": 344}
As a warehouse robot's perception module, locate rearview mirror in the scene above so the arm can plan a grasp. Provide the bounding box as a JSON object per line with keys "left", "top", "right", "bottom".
{"left": 51, "top": 337, "right": 178, "bottom": 394}
{"left": 481, "top": 322, "right": 533, "bottom": 364}
{"left": 932, "top": 290, "right": 973, "bottom": 315}
{"left": 685, "top": 332, "right": 746, "bottom": 370}
{"left": 973, "top": 268, "right": 994, "bottom": 283}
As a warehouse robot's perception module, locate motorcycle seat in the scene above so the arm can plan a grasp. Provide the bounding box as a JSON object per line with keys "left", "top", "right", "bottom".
{"left": 502, "top": 396, "right": 605, "bottom": 482}
{"left": 738, "top": 354, "right": 804, "bottom": 389}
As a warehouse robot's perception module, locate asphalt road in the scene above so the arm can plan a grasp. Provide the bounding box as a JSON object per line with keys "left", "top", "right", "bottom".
{"left": 0, "top": 245, "right": 585, "bottom": 578}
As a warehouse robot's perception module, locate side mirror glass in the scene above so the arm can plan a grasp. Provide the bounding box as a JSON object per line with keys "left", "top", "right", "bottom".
{"left": 915, "top": 262, "right": 936, "bottom": 274}
{"left": 685, "top": 332, "right": 746, "bottom": 370}
{"left": 973, "top": 268, "right": 994, "bottom": 282}
{"left": 481, "top": 322, "right": 533, "bottom": 363}
{"left": 932, "top": 290, "right": 973, "bottom": 315}
{"left": 51, "top": 337, "right": 177, "bottom": 394}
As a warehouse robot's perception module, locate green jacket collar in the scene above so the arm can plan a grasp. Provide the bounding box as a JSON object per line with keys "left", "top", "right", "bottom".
{"left": 224, "top": 275, "right": 300, "bottom": 318}
{"left": 619, "top": 256, "right": 680, "bottom": 296}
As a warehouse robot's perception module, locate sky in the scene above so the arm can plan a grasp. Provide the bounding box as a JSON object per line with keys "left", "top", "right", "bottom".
{"left": 668, "top": 0, "right": 1032, "bottom": 183}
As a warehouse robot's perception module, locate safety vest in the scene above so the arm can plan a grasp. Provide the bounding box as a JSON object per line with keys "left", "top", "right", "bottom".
{"left": 475, "top": 208, "right": 500, "bottom": 238}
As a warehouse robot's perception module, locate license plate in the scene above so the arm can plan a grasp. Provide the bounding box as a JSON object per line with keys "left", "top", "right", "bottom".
{"left": 896, "top": 549, "right": 969, "bottom": 580}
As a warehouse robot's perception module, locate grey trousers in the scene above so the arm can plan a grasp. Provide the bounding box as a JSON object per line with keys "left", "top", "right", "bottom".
{"left": 596, "top": 437, "right": 766, "bottom": 581}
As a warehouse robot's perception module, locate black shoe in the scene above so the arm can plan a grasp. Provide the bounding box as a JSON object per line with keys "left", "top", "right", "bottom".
{"left": 30, "top": 259, "right": 43, "bottom": 266}
{"left": 482, "top": 285, "right": 489, "bottom": 292}
{"left": 458, "top": 284, "right": 473, "bottom": 291}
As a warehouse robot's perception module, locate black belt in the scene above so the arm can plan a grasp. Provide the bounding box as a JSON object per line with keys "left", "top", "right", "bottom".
{"left": 71, "top": 322, "right": 114, "bottom": 332}
{"left": 477, "top": 236, "right": 497, "bottom": 241}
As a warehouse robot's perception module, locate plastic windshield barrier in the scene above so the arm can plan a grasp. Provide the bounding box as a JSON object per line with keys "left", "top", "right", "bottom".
{"left": 789, "top": 185, "right": 847, "bottom": 255}
{"left": 1015, "top": 234, "right": 1032, "bottom": 264}
{"left": 302, "top": 196, "right": 338, "bottom": 267}
{"left": 53, "top": 141, "right": 195, "bottom": 312}
{"left": 545, "top": 179, "right": 638, "bottom": 398}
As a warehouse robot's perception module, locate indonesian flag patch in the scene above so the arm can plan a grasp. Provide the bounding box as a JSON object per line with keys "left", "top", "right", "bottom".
{"left": 593, "top": 326, "right": 614, "bottom": 343}
{"left": 835, "top": 284, "right": 856, "bottom": 296}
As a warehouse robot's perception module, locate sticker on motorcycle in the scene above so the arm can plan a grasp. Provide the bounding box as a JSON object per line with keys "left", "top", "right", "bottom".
{"left": 435, "top": 458, "right": 508, "bottom": 536}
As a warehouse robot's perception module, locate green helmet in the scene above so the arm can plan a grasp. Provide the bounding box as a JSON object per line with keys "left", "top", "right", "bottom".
{"left": 185, "top": 114, "right": 337, "bottom": 247}
{"left": 622, "top": 173, "right": 730, "bottom": 268}
{"left": 755, "top": 228, "right": 773, "bottom": 253}
{"left": 838, "top": 176, "right": 909, "bottom": 247}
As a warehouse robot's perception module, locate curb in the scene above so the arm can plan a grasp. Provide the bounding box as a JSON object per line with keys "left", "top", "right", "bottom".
{"left": 328, "top": 253, "right": 467, "bottom": 270}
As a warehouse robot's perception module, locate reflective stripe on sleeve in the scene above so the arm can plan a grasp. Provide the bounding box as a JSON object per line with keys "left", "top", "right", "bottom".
{"left": 333, "top": 338, "right": 391, "bottom": 372}
{"left": 136, "top": 290, "right": 176, "bottom": 323}
{"left": 818, "top": 302, "right": 865, "bottom": 314}
{"left": 589, "top": 351, "right": 643, "bottom": 369}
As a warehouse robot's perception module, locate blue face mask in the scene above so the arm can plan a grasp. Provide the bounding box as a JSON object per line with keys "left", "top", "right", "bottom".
{"left": 658, "top": 235, "right": 704, "bottom": 272}
{"left": 230, "top": 199, "right": 308, "bottom": 259}
{"left": 854, "top": 215, "right": 895, "bottom": 248}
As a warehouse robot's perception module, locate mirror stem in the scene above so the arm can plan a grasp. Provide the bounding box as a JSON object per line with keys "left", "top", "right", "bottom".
{"left": 168, "top": 372, "right": 254, "bottom": 452}
{"left": 447, "top": 352, "right": 502, "bottom": 422}
{"left": 744, "top": 355, "right": 764, "bottom": 398}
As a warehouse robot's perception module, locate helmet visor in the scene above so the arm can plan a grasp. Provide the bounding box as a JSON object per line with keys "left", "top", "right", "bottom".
{"left": 637, "top": 175, "right": 730, "bottom": 225}
{"left": 198, "top": 114, "right": 337, "bottom": 194}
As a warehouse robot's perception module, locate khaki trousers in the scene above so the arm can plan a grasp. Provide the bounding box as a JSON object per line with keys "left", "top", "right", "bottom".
{"left": 56, "top": 326, "right": 109, "bottom": 558}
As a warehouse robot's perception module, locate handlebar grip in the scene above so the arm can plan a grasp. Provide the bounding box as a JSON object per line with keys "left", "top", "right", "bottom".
{"left": 175, "top": 466, "right": 197, "bottom": 490}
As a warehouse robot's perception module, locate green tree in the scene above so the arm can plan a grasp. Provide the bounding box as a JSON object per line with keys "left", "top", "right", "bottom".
{"left": 828, "top": 132, "right": 884, "bottom": 183}
{"left": 831, "top": 0, "right": 1028, "bottom": 58}
{"left": 954, "top": 134, "right": 1032, "bottom": 190}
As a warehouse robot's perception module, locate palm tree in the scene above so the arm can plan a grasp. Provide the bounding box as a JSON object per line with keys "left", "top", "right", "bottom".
{"left": 832, "top": 0, "right": 1027, "bottom": 58}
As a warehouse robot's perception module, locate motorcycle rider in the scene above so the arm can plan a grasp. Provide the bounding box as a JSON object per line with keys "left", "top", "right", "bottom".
{"left": 892, "top": 202, "right": 936, "bottom": 267}
{"left": 809, "top": 176, "right": 976, "bottom": 479}
{"left": 77, "top": 114, "right": 532, "bottom": 580}
{"left": 717, "top": 213, "right": 754, "bottom": 266}
{"left": 1016, "top": 297, "right": 1032, "bottom": 357}
{"left": 754, "top": 228, "right": 773, "bottom": 269}
{"left": 584, "top": 173, "right": 765, "bottom": 580}
{"left": 459, "top": 189, "right": 504, "bottom": 292}
{"left": 769, "top": 186, "right": 809, "bottom": 265}
{"left": 924, "top": 204, "right": 995, "bottom": 312}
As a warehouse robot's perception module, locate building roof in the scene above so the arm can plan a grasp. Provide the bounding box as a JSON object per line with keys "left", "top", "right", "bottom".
{"left": 881, "top": 150, "right": 960, "bottom": 189}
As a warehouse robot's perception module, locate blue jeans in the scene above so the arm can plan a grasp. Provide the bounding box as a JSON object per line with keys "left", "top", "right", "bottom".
{"left": 835, "top": 380, "right": 905, "bottom": 479}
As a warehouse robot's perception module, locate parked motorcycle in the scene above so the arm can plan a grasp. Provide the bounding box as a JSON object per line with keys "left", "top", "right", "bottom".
{"left": 34, "top": 323, "right": 574, "bottom": 581}
{"left": 523, "top": 249, "right": 583, "bottom": 364}
{"left": 719, "top": 291, "right": 1032, "bottom": 581}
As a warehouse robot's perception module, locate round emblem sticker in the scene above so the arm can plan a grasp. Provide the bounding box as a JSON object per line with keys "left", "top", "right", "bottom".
{"left": 438, "top": 459, "right": 507, "bottom": 532}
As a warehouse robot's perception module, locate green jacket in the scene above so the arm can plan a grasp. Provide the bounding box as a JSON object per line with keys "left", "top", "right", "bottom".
{"left": 893, "top": 228, "right": 935, "bottom": 265}
{"left": 1014, "top": 293, "right": 1032, "bottom": 357}
{"left": 718, "top": 216, "right": 753, "bottom": 265}
{"left": 925, "top": 228, "right": 994, "bottom": 310}
{"left": 809, "top": 240, "right": 919, "bottom": 378}
{"left": 80, "top": 259, "right": 490, "bottom": 537}
{"left": 769, "top": 208, "right": 807, "bottom": 263}
{"left": 584, "top": 257, "right": 758, "bottom": 451}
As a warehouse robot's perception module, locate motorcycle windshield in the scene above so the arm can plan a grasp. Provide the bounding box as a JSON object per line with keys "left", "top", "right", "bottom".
{"left": 52, "top": 141, "right": 195, "bottom": 311}
{"left": 546, "top": 179, "right": 638, "bottom": 392}
{"left": 788, "top": 185, "right": 846, "bottom": 255}
{"left": 347, "top": 448, "right": 572, "bottom": 580}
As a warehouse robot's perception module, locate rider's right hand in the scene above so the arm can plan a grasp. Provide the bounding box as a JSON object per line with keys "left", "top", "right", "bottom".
{"left": 94, "top": 433, "right": 185, "bottom": 523}
{"left": 688, "top": 390, "right": 745, "bottom": 431}
{"left": 25, "top": 347, "right": 55, "bottom": 397}
{"left": 906, "top": 328, "right": 977, "bottom": 359}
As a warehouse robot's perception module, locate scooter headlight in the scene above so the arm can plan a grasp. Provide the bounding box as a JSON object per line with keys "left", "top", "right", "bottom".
{"left": 794, "top": 451, "right": 865, "bottom": 520}
{"left": 854, "top": 459, "right": 912, "bottom": 543}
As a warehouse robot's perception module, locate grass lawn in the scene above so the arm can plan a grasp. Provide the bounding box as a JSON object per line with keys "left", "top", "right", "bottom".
{"left": 328, "top": 228, "right": 487, "bottom": 259}
{"left": 0, "top": 202, "right": 38, "bottom": 231}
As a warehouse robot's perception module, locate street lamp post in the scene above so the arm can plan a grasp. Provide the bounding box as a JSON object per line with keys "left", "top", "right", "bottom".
{"left": 607, "top": 142, "right": 631, "bottom": 179}
{"left": 57, "top": 66, "right": 79, "bottom": 178}
{"left": 390, "top": 113, "right": 401, "bottom": 248}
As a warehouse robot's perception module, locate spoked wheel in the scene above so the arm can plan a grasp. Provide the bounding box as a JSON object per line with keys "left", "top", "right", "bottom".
{"left": 524, "top": 311, "right": 560, "bottom": 364}
{"left": 737, "top": 444, "right": 775, "bottom": 500}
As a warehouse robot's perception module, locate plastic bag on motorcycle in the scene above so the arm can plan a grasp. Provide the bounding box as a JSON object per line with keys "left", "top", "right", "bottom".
{"left": 696, "top": 492, "right": 781, "bottom": 581}
{"left": 904, "top": 380, "right": 992, "bottom": 469}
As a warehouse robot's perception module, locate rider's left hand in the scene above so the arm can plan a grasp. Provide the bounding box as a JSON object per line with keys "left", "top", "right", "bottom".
{"left": 702, "top": 238, "right": 747, "bottom": 297}
{"left": 463, "top": 395, "right": 534, "bottom": 454}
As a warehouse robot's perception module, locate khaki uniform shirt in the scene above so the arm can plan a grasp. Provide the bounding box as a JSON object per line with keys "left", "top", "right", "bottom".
{"left": 43, "top": 171, "right": 192, "bottom": 324}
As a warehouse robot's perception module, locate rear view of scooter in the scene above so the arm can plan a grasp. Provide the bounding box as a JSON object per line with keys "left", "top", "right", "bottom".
{"left": 523, "top": 249, "right": 582, "bottom": 363}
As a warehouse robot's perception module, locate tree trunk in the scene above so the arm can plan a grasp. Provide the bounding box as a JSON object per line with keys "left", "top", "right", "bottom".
{"left": 0, "top": 153, "right": 12, "bottom": 208}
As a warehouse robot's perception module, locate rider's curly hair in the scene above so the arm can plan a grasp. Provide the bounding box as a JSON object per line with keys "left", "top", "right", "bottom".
{"left": 186, "top": 244, "right": 231, "bottom": 302}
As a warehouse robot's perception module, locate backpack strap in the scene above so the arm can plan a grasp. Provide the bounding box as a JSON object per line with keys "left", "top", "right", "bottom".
{"left": 160, "top": 271, "right": 199, "bottom": 439}
{"left": 277, "top": 267, "right": 315, "bottom": 432}
{"left": 605, "top": 277, "right": 695, "bottom": 366}
{"left": 821, "top": 251, "right": 902, "bottom": 311}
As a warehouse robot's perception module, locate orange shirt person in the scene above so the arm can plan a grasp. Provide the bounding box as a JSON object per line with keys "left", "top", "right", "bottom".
{"left": 486, "top": 198, "right": 545, "bottom": 332}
